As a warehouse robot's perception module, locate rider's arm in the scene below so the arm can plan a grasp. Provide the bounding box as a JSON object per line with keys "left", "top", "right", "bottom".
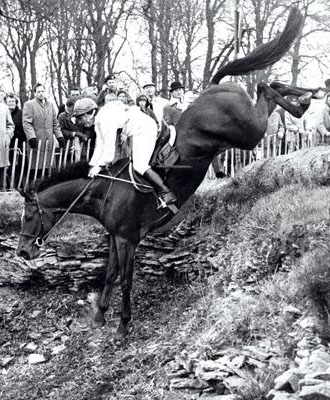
{"left": 89, "top": 103, "right": 127, "bottom": 169}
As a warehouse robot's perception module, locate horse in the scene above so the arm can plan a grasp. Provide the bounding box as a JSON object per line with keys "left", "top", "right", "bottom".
{"left": 17, "top": 7, "right": 324, "bottom": 338}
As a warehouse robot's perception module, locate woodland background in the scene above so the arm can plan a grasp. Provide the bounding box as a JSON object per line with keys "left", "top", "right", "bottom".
{"left": 0, "top": 0, "right": 330, "bottom": 107}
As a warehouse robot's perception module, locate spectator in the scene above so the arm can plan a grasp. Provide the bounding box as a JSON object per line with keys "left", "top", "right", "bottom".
{"left": 117, "top": 90, "right": 129, "bottom": 104}
{"left": 58, "top": 86, "right": 81, "bottom": 116}
{"left": 136, "top": 94, "right": 158, "bottom": 125}
{"left": 284, "top": 95, "right": 307, "bottom": 152}
{"left": 163, "top": 81, "right": 186, "bottom": 148}
{"left": 5, "top": 94, "right": 25, "bottom": 180}
{"left": 183, "top": 90, "right": 196, "bottom": 108}
{"left": 97, "top": 74, "right": 118, "bottom": 107}
{"left": 103, "top": 73, "right": 118, "bottom": 94}
{"left": 5, "top": 94, "right": 25, "bottom": 150}
{"left": 69, "top": 86, "right": 81, "bottom": 99}
{"left": 0, "top": 93, "right": 14, "bottom": 189}
{"left": 23, "top": 83, "right": 65, "bottom": 173}
{"left": 315, "top": 92, "right": 330, "bottom": 145}
{"left": 325, "top": 79, "right": 330, "bottom": 93}
{"left": 81, "top": 86, "right": 98, "bottom": 101}
{"left": 264, "top": 108, "right": 285, "bottom": 157}
{"left": 58, "top": 97, "right": 86, "bottom": 161}
{"left": 143, "top": 82, "right": 168, "bottom": 129}
{"left": 163, "top": 81, "right": 185, "bottom": 128}
{"left": 97, "top": 90, "right": 117, "bottom": 107}
{"left": 104, "top": 92, "right": 117, "bottom": 104}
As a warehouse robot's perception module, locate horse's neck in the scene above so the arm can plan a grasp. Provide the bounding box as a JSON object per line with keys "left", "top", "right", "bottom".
{"left": 38, "top": 180, "right": 96, "bottom": 217}
{"left": 168, "top": 132, "right": 213, "bottom": 206}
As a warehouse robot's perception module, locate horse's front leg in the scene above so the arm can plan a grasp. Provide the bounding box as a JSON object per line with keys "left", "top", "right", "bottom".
{"left": 92, "top": 235, "right": 119, "bottom": 328}
{"left": 115, "top": 236, "right": 137, "bottom": 339}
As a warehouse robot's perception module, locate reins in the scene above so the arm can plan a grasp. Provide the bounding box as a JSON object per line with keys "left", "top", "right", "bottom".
{"left": 42, "top": 178, "right": 95, "bottom": 242}
{"left": 21, "top": 171, "right": 153, "bottom": 248}
{"left": 96, "top": 173, "right": 153, "bottom": 189}
{"left": 20, "top": 179, "right": 95, "bottom": 247}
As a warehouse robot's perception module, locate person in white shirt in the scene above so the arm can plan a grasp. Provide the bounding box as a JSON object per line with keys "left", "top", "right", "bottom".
{"left": 73, "top": 98, "right": 177, "bottom": 208}
{"left": 143, "top": 82, "right": 168, "bottom": 131}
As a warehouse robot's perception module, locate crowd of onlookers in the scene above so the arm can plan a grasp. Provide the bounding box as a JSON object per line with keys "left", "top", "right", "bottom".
{"left": 262, "top": 79, "right": 330, "bottom": 158}
{"left": 1, "top": 74, "right": 330, "bottom": 188}
{"left": 0, "top": 74, "right": 201, "bottom": 188}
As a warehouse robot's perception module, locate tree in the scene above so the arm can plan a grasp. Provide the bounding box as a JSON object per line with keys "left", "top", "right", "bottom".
{"left": 0, "top": 0, "right": 53, "bottom": 103}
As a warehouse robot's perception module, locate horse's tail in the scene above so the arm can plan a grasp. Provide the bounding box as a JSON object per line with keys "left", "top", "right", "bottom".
{"left": 210, "top": 7, "right": 303, "bottom": 85}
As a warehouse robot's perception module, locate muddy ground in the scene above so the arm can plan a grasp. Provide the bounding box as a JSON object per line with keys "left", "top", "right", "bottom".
{"left": 0, "top": 266, "right": 206, "bottom": 400}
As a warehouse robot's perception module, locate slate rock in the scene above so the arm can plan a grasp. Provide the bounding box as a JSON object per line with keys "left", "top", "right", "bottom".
{"left": 28, "top": 353, "right": 46, "bottom": 365}
{"left": 170, "top": 378, "right": 209, "bottom": 391}
{"left": 299, "top": 382, "right": 330, "bottom": 399}
{"left": 274, "top": 368, "right": 303, "bottom": 392}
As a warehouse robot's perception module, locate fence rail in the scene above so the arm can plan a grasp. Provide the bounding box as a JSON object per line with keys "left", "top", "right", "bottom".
{"left": 0, "top": 132, "right": 319, "bottom": 191}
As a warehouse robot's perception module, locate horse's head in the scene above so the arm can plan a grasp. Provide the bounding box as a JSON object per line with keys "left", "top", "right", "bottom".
{"left": 17, "top": 189, "right": 53, "bottom": 260}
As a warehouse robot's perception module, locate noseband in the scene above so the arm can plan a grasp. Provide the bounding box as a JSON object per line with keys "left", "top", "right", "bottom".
{"left": 20, "top": 194, "right": 49, "bottom": 248}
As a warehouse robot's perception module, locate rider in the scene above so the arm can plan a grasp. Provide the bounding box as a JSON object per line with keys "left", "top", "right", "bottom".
{"left": 73, "top": 98, "right": 177, "bottom": 207}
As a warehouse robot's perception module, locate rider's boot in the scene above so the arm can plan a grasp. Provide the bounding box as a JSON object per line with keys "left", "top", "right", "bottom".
{"left": 143, "top": 168, "right": 177, "bottom": 206}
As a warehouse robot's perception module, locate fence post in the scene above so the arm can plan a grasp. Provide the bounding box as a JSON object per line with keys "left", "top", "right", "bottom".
{"left": 9, "top": 138, "right": 19, "bottom": 190}
{"left": 41, "top": 140, "right": 49, "bottom": 180}
{"left": 17, "top": 141, "right": 26, "bottom": 189}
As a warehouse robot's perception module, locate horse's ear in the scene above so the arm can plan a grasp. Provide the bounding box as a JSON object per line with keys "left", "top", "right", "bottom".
{"left": 17, "top": 188, "right": 36, "bottom": 202}
{"left": 17, "top": 189, "right": 26, "bottom": 198}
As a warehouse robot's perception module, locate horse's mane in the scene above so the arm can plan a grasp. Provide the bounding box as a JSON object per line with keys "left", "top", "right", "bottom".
{"left": 36, "top": 161, "right": 90, "bottom": 192}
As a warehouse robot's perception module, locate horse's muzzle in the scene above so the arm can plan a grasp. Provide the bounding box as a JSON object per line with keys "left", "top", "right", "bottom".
{"left": 17, "top": 238, "right": 40, "bottom": 260}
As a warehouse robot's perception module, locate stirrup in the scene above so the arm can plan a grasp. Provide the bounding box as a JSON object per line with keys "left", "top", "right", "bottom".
{"left": 156, "top": 191, "right": 178, "bottom": 214}
{"left": 156, "top": 197, "right": 179, "bottom": 214}
{"left": 160, "top": 191, "right": 177, "bottom": 205}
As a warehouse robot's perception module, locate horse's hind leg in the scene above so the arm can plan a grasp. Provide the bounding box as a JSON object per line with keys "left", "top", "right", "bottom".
{"left": 270, "top": 81, "right": 326, "bottom": 99}
{"left": 92, "top": 235, "right": 119, "bottom": 328}
{"left": 258, "top": 82, "right": 311, "bottom": 118}
{"left": 115, "top": 235, "right": 136, "bottom": 339}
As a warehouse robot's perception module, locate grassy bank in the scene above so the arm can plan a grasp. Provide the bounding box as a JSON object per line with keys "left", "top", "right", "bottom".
{"left": 1, "top": 179, "right": 330, "bottom": 399}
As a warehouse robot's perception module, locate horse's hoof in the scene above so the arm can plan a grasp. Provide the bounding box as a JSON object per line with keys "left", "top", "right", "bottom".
{"left": 92, "top": 319, "right": 106, "bottom": 329}
{"left": 313, "top": 88, "right": 327, "bottom": 99}
{"left": 91, "top": 314, "right": 106, "bottom": 329}
{"left": 299, "top": 92, "right": 313, "bottom": 104}
{"left": 115, "top": 324, "right": 129, "bottom": 342}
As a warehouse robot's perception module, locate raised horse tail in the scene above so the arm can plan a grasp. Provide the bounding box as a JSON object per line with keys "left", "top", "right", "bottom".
{"left": 210, "top": 7, "right": 303, "bottom": 85}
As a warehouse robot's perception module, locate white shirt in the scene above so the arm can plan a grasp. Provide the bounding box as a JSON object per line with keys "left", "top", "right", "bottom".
{"left": 89, "top": 101, "right": 158, "bottom": 176}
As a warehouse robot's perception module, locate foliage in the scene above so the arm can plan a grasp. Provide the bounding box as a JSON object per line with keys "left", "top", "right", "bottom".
{"left": 1, "top": 0, "right": 330, "bottom": 103}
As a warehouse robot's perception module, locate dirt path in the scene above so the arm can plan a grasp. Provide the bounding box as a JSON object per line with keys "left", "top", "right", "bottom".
{"left": 0, "top": 269, "right": 203, "bottom": 400}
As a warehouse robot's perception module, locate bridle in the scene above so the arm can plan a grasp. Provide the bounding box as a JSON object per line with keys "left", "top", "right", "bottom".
{"left": 19, "top": 194, "right": 51, "bottom": 248}
{"left": 20, "top": 179, "right": 95, "bottom": 248}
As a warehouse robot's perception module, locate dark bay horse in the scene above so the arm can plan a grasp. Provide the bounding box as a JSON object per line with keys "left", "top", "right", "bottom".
{"left": 17, "top": 8, "right": 324, "bottom": 338}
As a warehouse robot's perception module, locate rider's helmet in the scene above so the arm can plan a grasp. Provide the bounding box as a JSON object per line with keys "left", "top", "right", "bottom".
{"left": 73, "top": 98, "right": 98, "bottom": 117}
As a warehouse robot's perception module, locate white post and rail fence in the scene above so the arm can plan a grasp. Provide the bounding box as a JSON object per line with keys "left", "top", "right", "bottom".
{"left": 0, "top": 131, "right": 319, "bottom": 192}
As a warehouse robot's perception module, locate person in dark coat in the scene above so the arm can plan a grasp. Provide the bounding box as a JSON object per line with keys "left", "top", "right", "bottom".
{"left": 23, "top": 83, "right": 65, "bottom": 172}
{"left": 5, "top": 94, "right": 25, "bottom": 150}
{"left": 5, "top": 94, "right": 25, "bottom": 180}
{"left": 136, "top": 94, "right": 158, "bottom": 126}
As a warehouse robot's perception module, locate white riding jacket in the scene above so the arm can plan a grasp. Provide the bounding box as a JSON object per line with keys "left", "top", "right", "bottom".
{"left": 89, "top": 101, "right": 158, "bottom": 177}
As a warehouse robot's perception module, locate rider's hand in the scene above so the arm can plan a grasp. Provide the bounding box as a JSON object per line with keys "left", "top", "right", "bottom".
{"left": 28, "top": 138, "right": 37, "bottom": 148}
{"left": 88, "top": 165, "right": 101, "bottom": 178}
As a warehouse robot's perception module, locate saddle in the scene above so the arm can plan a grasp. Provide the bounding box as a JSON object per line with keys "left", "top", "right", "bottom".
{"left": 149, "top": 123, "right": 180, "bottom": 168}
{"left": 101, "top": 158, "right": 162, "bottom": 194}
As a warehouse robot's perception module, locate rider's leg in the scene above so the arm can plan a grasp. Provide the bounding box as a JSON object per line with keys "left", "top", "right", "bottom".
{"left": 143, "top": 167, "right": 177, "bottom": 205}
